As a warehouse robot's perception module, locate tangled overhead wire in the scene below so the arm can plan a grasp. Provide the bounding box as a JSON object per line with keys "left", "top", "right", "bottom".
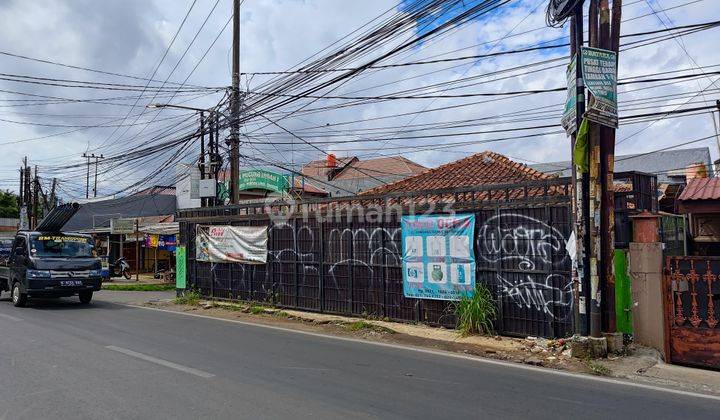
{"left": 546, "top": 0, "right": 584, "bottom": 27}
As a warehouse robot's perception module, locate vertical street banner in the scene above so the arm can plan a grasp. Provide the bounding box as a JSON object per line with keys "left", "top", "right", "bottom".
{"left": 175, "top": 246, "right": 186, "bottom": 289}
{"left": 561, "top": 54, "right": 577, "bottom": 136}
{"left": 402, "top": 214, "right": 476, "bottom": 301}
{"left": 196, "top": 225, "right": 268, "bottom": 264}
{"left": 581, "top": 47, "right": 618, "bottom": 128}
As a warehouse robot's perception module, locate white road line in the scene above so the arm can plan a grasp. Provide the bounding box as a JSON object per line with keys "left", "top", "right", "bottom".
{"left": 106, "top": 345, "right": 215, "bottom": 379}
{"left": 125, "top": 303, "right": 720, "bottom": 402}
{"left": 0, "top": 312, "right": 22, "bottom": 322}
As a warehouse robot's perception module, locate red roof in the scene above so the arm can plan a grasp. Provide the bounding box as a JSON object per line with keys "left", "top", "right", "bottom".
{"left": 678, "top": 177, "right": 720, "bottom": 201}
{"left": 301, "top": 156, "right": 426, "bottom": 181}
{"left": 362, "top": 151, "right": 550, "bottom": 195}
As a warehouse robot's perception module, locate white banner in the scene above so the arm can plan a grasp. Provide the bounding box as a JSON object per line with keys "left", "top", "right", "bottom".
{"left": 196, "top": 225, "right": 267, "bottom": 264}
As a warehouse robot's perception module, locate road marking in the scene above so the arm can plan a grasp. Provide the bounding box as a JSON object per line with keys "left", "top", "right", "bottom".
{"left": 106, "top": 345, "right": 215, "bottom": 379}
{"left": 0, "top": 312, "right": 22, "bottom": 322}
{"left": 124, "top": 304, "right": 720, "bottom": 402}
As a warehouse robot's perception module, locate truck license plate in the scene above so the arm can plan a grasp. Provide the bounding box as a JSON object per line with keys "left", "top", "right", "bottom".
{"left": 60, "top": 280, "right": 83, "bottom": 287}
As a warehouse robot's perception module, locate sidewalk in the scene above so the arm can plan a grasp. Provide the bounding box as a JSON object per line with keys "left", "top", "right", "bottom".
{"left": 98, "top": 291, "right": 720, "bottom": 397}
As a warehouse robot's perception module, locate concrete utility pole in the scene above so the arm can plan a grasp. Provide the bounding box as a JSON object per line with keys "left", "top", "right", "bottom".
{"left": 93, "top": 154, "right": 104, "bottom": 198}
{"left": 229, "top": 0, "right": 241, "bottom": 204}
{"left": 32, "top": 166, "right": 38, "bottom": 230}
{"left": 82, "top": 153, "right": 91, "bottom": 199}
{"left": 199, "top": 111, "right": 206, "bottom": 208}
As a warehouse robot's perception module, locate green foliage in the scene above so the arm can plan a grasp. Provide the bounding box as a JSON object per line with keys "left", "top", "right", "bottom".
{"left": 103, "top": 283, "right": 175, "bottom": 291}
{"left": 455, "top": 283, "right": 497, "bottom": 336}
{"left": 174, "top": 290, "right": 201, "bottom": 306}
{"left": 0, "top": 190, "right": 19, "bottom": 218}
{"left": 340, "top": 320, "right": 395, "bottom": 334}
{"left": 584, "top": 359, "right": 612, "bottom": 376}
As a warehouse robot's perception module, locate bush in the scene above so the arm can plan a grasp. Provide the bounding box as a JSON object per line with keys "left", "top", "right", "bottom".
{"left": 174, "top": 290, "right": 201, "bottom": 306}
{"left": 455, "top": 284, "right": 497, "bottom": 336}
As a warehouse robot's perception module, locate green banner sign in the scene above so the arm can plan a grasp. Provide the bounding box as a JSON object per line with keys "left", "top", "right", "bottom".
{"left": 237, "top": 170, "right": 289, "bottom": 193}
{"left": 581, "top": 47, "right": 618, "bottom": 128}
{"left": 561, "top": 55, "right": 577, "bottom": 136}
{"left": 175, "top": 246, "right": 187, "bottom": 289}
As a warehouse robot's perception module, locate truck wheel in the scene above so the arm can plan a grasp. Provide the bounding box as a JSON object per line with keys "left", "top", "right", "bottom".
{"left": 12, "top": 283, "right": 27, "bottom": 307}
{"left": 79, "top": 291, "right": 93, "bottom": 304}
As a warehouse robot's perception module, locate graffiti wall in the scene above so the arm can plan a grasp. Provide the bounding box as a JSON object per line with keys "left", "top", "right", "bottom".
{"left": 182, "top": 206, "right": 573, "bottom": 338}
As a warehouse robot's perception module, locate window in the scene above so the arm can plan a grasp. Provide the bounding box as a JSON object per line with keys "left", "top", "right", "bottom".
{"left": 29, "top": 235, "right": 94, "bottom": 258}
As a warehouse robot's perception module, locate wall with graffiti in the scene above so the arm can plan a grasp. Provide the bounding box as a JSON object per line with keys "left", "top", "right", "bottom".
{"left": 182, "top": 205, "right": 572, "bottom": 338}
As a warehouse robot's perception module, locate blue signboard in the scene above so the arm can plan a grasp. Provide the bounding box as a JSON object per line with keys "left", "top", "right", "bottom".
{"left": 402, "top": 214, "right": 476, "bottom": 301}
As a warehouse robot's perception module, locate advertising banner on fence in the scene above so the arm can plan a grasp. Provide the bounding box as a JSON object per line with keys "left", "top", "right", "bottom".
{"left": 196, "top": 225, "right": 268, "bottom": 264}
{"left": 581, "top": 47, "right": 618, "bottom": 128}
{"left": 402, "top": 214, "right": 476, "bottom": 301}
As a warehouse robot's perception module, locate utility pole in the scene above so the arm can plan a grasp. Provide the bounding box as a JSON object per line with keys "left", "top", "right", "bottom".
{"left": 32, "top": 166, "right": 39, "bottom": 230}
{"left": 93, "top": 154, "right": 104, "bottom": 198}
{"left": 229, "top": 0, "right": 241, "bottom": 204}
{"left": 83, "top": 153, "right": 91, "bottom": 199}
{"left": 570, "top": 2, "right": 589, "bottom": 336}
{"left": 199, "top": 111, "right": 206, "bottom": 208}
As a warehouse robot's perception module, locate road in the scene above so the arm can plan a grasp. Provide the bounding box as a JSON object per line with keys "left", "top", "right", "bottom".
{"left": 0, "top": 292, "right": 718, "bottom": 420}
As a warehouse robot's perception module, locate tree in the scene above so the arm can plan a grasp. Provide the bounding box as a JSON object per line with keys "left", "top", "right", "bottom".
{"left": 0, "top": 190, "right": 19, "bottom": 218}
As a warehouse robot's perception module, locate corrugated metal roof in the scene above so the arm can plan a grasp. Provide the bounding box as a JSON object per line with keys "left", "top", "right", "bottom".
{"left": 531, "top": 147, "right": 712, "bottom": 183}
{"left": 678, "top": 177, "right": 720, "bottom": 201}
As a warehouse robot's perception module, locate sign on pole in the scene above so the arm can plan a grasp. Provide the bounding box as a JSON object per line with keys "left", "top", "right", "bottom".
{"left": 111, "top": 218, "right": 136, "bottom": 234}
{"left": 561, "top": 55, "right": 577, "bottom": 136}
{"left": 581, "top": 47, "right": 618, "bottom": 128}
{"left": 19, "top": 206, "right": 29, "bottom": 230}
{"left": 401, "top": 214, "right": 476, "bottom": 301}
{"left": 175, "top": 246, "right": 187, "bottom": 289}
{"left": 237, "top": 170, "right": 289, "bottom": 193}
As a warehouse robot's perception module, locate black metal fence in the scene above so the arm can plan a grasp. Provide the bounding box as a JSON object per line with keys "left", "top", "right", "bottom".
{"left": 179, "top": 180, "right": 574, "bottom": 338}
{"left": 614, "top": 171, "right": 658, "bottom": 249}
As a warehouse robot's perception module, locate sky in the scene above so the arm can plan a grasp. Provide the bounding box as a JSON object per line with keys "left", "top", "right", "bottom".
{"left": 0, "top": 0, "right": 718, "bottom": 198}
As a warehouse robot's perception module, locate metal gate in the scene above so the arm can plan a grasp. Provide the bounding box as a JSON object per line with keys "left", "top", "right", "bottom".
{"left": 663, "top": 256, "right": 720, "bottom": 369}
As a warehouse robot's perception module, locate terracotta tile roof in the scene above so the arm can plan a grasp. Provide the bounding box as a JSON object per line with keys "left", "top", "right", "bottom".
{"left": 678, "top": 177, "right": 720, "bottom": 201}
{"left": 362, "top": 151, "right": 550, "bottom": 195}
{"left": 301, "top": 157, "right": 357, "bottom": 179}
{"left": 331, "top": 156, "right": 426, "bottom": 180}
{"left": 300, "top": 156, "right": 426, "bottom": 181}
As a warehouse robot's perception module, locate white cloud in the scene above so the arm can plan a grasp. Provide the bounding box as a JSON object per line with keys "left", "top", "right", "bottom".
{"left": 0, "top": 0, "right": 718, "bottom": 196}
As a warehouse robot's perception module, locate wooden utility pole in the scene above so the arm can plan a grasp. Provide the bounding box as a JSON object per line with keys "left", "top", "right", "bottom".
{"left": 229, "top": 0, "right": 241, "bottom": 204}
{"left": 585, "top": 0, "right": 622, "bottom": 336}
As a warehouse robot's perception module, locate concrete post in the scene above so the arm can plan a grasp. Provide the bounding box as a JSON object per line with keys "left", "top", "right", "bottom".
{"left": 628, "top": 212, "right": 665, "bottom": 354}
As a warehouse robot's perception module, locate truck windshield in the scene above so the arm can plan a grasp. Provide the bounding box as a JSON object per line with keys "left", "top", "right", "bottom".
{"left": 30, "top": 235, "right": 95, "bottom": 258}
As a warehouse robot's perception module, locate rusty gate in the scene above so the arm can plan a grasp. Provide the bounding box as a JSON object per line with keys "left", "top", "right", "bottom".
{"left": 663, "top": 256, "right": 720, "bottom": 369}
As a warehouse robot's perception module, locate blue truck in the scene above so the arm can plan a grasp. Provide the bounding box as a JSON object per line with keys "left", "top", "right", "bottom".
{"left": 0, "top": 231, "right": 102, "bottom": 307}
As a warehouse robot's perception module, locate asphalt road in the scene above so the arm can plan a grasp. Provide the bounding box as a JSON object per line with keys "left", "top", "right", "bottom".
{"left": 0, "top": 292, "right": 718, "bottom": 420}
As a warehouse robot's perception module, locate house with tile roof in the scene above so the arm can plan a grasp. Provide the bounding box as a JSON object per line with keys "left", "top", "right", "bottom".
{"left": 301, "top": 155, "right": 426, "bottom": 197}
{"left": 362, "top": 151, "right": 551, "bottom": 195}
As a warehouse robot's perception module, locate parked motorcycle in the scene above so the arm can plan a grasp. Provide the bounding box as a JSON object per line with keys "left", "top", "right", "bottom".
{"left": 111, "top": 257, "right": 132, "bottom": 279}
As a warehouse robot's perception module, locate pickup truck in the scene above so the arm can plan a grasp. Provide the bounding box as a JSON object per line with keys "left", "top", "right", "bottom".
{"left": 0, "top": 231, "right": 102, "bottom": 307}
